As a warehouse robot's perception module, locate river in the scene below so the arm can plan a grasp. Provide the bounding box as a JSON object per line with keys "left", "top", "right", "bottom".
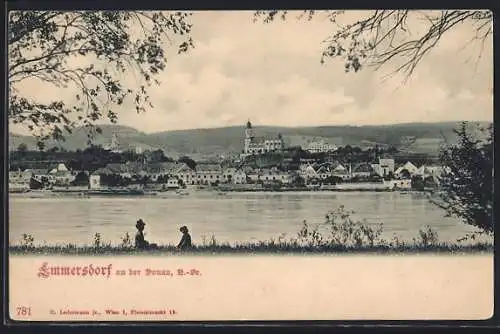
{"left": 8, "top": 191, "right": 484, "bottom": 246}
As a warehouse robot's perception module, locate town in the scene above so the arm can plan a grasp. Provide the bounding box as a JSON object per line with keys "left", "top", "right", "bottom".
{"left": 9, "top": 121, "right": 446, "bottom": 195}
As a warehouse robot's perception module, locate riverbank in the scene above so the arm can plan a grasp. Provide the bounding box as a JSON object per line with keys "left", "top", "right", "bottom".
{"left": 9, "top": 187, "right": 427, "bottom": 197}
{"left": 9, "top": 241, "right": 493, "bottom": 256}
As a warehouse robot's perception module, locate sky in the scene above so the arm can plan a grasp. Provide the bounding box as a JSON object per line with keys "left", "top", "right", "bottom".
{"left": 10, "top": 10, "right": 494, "bottom": 134}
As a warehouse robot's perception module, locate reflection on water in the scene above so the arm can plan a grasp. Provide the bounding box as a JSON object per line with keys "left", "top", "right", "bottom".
{"left": 8, "top": 192, "right": 480, "bottom": 246}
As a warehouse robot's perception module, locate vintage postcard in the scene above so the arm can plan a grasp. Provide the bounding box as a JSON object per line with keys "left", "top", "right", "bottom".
{"left": 7, "top": 9, "right": 493, "bottom": 322}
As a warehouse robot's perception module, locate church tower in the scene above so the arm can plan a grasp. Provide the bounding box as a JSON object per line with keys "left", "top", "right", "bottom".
{"left": 244, "top": 120, "right": 255, "bottom": 155}
{"left": 110, "top": 131, "right": 119, "bottom": 151}
{"left": 277, "top": 132, "right": 284, "bottom": 151}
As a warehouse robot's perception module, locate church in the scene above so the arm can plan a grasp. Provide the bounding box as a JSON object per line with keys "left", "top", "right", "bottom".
{"left": 103, "top": 132, "right": 122, "bottom": 153}
{"left": 241, "top": 120, "right": 284, "bottom": 158}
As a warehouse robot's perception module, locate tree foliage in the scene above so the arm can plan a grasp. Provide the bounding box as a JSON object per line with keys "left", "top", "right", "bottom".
{"left": 178, "top": 156, "right": 197, "bottom": 170}
{"left": 17, "top": 142, "right": 28, "bottom": 152}
{"left": 8, "top": 11, "right": 194, "bottom": 143}
{"left": 70, "top": 171, "right": 90, "bottom": 186}
{"left": 254, "top": 10, "right": 492, "bottom": 77}
{"left": 438, "top": 122, "right": 493, "bottom": 234}
{"left": 148, "top": 149, "right": 172, "bottom": 163}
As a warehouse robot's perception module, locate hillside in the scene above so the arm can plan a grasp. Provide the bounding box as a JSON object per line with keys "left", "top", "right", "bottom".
{"left": 8, "top": 121, "right": 490, "bottom": 158}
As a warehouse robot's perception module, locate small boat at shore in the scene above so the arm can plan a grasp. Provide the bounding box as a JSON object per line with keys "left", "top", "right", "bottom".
{"left": 51, "top": 187, "right": 89, "bottom": 194}
{"left": 87, "top": 188, "right": 145, "bottom": 196}
{"left": 9, "top": 188, "right": 31, "bottom": 194}
{"left": 176, "top": 189, "right": 189, "bottom": 196}
{"left": 21, "top": 190, "right": 57, "bottom": 198}
{"left": 330, "top": 182, "right": 395, "bottom": 192}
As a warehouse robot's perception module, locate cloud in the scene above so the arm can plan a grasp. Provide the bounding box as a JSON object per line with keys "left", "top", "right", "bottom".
{"left": 10, "top": 10, "right": 493, "bottom": 134}
{"left": 119, "top": 66, "right": 356, "bottom": 132}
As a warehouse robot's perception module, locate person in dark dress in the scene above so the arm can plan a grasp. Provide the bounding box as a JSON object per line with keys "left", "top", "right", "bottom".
{"left": 177, "top": 225, "right": 192, "bottom": 250}
{"left": 135, "top": 219, "right": 157, "bottom": 250}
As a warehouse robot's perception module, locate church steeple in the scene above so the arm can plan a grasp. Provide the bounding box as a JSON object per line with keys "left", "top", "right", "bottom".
{"left": 245, "top": 119, "right": 254, "bottom": 140}
{"left": 244, "top": 119, "right": 255, "bottom": 156}
{"left": 110, "top": 131, "right": 119, "bottom": 150}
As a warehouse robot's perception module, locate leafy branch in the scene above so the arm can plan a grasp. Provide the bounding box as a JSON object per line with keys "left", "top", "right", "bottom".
{"left": 254, "top": 10, "right": 492, "bottom": 79}
{"left": 8, "top": 11, "right": 194, "bottom": 145}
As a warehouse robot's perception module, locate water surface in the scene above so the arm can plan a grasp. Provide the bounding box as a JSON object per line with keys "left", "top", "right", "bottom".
{"left": 9, "top": 191, "right": 482, "bottom": 246}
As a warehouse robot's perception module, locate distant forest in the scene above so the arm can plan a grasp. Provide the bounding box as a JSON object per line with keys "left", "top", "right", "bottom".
{"left": 9, "top": 121, "right": 490, "bottom": 159}
{"left": 9, "top": 142, "right": 439, "bottom": 173}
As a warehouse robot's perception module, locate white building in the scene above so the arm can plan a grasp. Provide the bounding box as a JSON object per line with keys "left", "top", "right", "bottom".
{"left": 299, "top": 162, "right": 350, "bottom": 183}
{"left": 222, "top": 168, "right": 247, "bottom": 184}
{"left": 332, "top": 164, "right": 351, "bottom": 180}
{"left": 49, "top": 163, "right": 75, "bottom": 185}
{"left": 395, "top": 161, "right": 419, "bottom": 178}
{"left": 9, "top": 169, "right": 33, "bottom": 184}
{"left": 352, "top": 163, "right": 375, "bottom": 178}
{"left": 261, "top": 170, "right": 292, "bottom": 184}
{"left": 314, "top": 165, "right": 332, "bottom": 180}
{"left": 9, "top": 169, "right": 32, "bottom": 192}
{"left": 166, "top": 178, "right": 180, "bottom": 189}
{"left": 415, "top": 165, "right": 444, "bottom": 178}
{"left": 414, "top": 165, "right": 444, "bottom": 186}
{"left": 304, "top": 140, "right": 337, "bottom": 153}
{"left": 174, "top": 163, "right": 197, "bottom": 185}
{"left": 242, "top": 120, "right": 284, "bottom": 157}
{"left": 372, "top": 158, "right": 395, "bottom": 177}
{"left": 299, "top": 164, "right": 318, "bottom": 182}
{"left": 247, "top": 168, "right": 292, "bottom": 184}
{"left": 147, "top": 162, "right": 193, "bottom": 183}
{"left": 193, "top": 163, "right": 223, "bottom": 185}
{"left": 89, "top": 174, "right": 102, "bottom": 189}
{"left": 246, "top": 172, "right": 260, "bottom": 182}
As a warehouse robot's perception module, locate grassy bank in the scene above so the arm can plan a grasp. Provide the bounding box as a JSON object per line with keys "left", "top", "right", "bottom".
{"left": 9, "top": 242, "right": 493, "bottom": 256}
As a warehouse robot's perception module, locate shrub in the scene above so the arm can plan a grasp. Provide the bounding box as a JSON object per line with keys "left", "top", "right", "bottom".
{"left": 286, "top": 206, "right": 385, "bottom": 248}
{"left": 201, "top": 233, "right": 217, "bottom": 248}
{"left": 414, "top": 225, "right": 439, "bottom": 247}
{"left": 20, "top": 233, "right": 35, "bottom": 248}
{"left": 295, "top": 220, "right": 323, "bottom": 247}
{"left": 323, "top": 206, "right": 383, "bottom": 247}
{"left": 120, "top": 232, "right": 132, "bottom": 248}
{"left": 93, "top": 233, "right": 102, "bottom": 248}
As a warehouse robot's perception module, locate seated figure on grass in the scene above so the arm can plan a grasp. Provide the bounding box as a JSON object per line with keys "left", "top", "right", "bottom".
{"left": 135, "top": 219, "right": 158, "bottom": 250}
{"left": 177, "top": 225, "right": 192, "bottom": 250}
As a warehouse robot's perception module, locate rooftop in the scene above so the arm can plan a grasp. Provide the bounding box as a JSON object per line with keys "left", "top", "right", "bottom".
{"left": 353, "top": 163, "right": 374, "bottom": 173}
{"left": 196, "top": 163, "right": 222, "bottom": 172}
